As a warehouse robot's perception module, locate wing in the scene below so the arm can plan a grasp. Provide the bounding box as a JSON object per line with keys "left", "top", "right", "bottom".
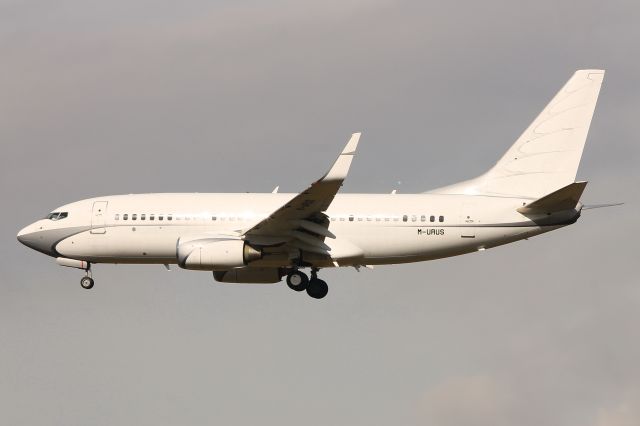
{"left": 243, "top": 133, "right": 361, "bottom": 251}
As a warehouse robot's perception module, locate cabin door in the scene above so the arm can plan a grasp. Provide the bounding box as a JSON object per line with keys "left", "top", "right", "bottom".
{"left": 91, "top": 201, "right": 108, "bottom": 234}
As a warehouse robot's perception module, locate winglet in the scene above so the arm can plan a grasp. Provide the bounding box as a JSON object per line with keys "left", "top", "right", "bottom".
{"left": 323, "top": 132, "right": 361, "bottom": 182}
{"left": 342, "top": 132, "right": 360, "bottom": 155}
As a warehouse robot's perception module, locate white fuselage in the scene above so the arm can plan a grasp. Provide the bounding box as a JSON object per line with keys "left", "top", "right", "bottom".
{"left": 14, "top": 70, "right": 603, "bottom": 293}
{"left": 16, "top": 192, "right": 577, "bottom": 268}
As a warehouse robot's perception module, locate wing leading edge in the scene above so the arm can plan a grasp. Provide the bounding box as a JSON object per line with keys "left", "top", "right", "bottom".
{"left": 243, "top": 133, "right": 361, "bottom": 253}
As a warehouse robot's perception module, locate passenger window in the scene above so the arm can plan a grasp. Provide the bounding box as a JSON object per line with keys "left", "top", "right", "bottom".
{"left": 158, "top": 215, "right": 163, "bottom": 221}
{"left": 421, "top": 215, "right": 426, "bottom": 222}
{"left": 349, "top": 216, "right": 354, "bottom": 222}
{"left": 357, "top": 217, "right": 363, "bottom": 221}
{"left": 402, "top": 215, "right": 408, "bottom": 222}
{"left": 168, "top": 214, "right": 173, "bottom": 221}
{"left": 123, "top": 214, "right": 128, "bottom": 220}
{"left": 150, "top": 214, "right": 155, "bottom": 221}
{"left": 439, "top": 215, "right": 444, "bottom": 222}
{"left": 430, "top": 215, "right": 435, "bottom": 222}
{"left": 132, "top": 214, "right": 137, "bottom": 220}
{"left": 212, "top": 216, "right": 217, "bottom": 221}
{"left": 141, "top": 214, "right": 146, "bottom": 220}
{"left": 411, "top": 215, "right": 417, "bottom": 222}
{"left": 115, "top": 214, "right": 120, "bottom": 221}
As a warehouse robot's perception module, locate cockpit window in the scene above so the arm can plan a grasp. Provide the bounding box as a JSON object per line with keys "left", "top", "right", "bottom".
{"left": 46, "top": 212, "right": 68, "bottom": 221}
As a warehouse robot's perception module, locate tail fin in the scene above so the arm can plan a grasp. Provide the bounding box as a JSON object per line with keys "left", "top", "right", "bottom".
{"left": 432, "top": 70, "right": 605, "bottom": 198}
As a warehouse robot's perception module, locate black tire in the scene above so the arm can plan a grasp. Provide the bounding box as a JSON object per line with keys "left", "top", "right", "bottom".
{"left": 80, "top": 277, "right": 94, "bottom": 289}
{"left": 286, "top": 271, "right": 309, "bottom": 291}
{"left": 306, "top": 278, "right": 328, "bottom": 299}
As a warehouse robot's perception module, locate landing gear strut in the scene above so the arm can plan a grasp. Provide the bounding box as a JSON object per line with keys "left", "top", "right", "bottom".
{"left": 285, "top": 268, "right": 328, "bottom": 299}
{"left": 80, "top": 265, "right": 94, "bottom": 289}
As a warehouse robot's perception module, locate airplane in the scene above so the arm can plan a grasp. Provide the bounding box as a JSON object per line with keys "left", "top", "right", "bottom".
{"left": 18, "top": 69, "right": 606, "bottom": 299}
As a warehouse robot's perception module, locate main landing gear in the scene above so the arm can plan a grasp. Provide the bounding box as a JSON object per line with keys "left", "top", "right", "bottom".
{"left": 80, "top": 264, "right": 94, "bottom": 290}
{"left": 286, "top": 268, "right": 328, "bottom": 299}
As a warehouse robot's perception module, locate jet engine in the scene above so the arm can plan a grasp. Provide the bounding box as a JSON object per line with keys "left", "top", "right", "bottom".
{"left": 177, "top": 238, "right": 262, "bottom": 271}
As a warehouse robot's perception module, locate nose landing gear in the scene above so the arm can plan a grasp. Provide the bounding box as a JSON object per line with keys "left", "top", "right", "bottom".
{"left": 285, "top": 268, "right": 328, "bottom": 299}
{"left": 80, "top": 264, "right": 94, "bottom": 290}
{"left": 80, "top": 275, "right": 94, "bottom": 289}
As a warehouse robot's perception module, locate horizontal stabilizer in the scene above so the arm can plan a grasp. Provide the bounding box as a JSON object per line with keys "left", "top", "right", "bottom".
{"left": 517, "top": 181, "right": 587, "bottom": 214}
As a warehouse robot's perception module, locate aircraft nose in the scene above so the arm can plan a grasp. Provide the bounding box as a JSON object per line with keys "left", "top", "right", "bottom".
{"left": 17, "top": 225, "right": 31, "bottom": 245}
{"left": 16, "top": 223, "right": 56, "bottom": 256}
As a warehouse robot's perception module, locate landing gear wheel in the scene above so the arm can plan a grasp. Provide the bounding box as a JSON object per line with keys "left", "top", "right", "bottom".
{"left": 306, "top": 278, "right": 328, "bottom": 299}
{"left": 286, "top": 270, "right": 309, "bottom": 291}
{"left": 80, "top": 276, "right": 94, "bottom": 290}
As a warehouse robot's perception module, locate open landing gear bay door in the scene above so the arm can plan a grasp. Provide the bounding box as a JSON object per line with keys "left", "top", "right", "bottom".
{"left": 242, "top": 133, "right": 363, "bottom": 261}
{"left": 90, "top": 201, "right": 108, "bottom": 234}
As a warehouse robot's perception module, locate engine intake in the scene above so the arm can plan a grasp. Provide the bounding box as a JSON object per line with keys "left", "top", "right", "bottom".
{"left": 177, "top": 238, "right": 262, "bottom": 271}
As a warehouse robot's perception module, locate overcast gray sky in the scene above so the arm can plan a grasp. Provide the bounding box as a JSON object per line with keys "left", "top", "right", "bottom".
{"left": 1, "top": 1, "right": 639, "bottom": 425}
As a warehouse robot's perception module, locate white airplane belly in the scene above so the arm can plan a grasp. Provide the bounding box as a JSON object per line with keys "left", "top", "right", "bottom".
{"left": 342, "top": 225, "right": 467, "bottom": 259}
{"left": 342, "top": 224, "right": 560, "bottom": 263}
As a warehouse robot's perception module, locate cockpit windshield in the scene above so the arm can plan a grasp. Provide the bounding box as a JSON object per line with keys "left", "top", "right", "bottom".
{"left": 46, "top": 212, "right": 68, "bottom": 221}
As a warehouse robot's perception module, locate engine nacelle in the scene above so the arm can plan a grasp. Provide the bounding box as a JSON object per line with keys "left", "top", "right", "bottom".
{"left": 213, "top": 267, "right": 283, "bottom": 284}
{"left": 177, "top": 238, "right": 262, "bottom": 271}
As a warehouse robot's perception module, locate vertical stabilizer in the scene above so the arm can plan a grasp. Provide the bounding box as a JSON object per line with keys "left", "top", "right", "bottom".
{"left": 431, "top": 70, "right": 605, "bottom": 198}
